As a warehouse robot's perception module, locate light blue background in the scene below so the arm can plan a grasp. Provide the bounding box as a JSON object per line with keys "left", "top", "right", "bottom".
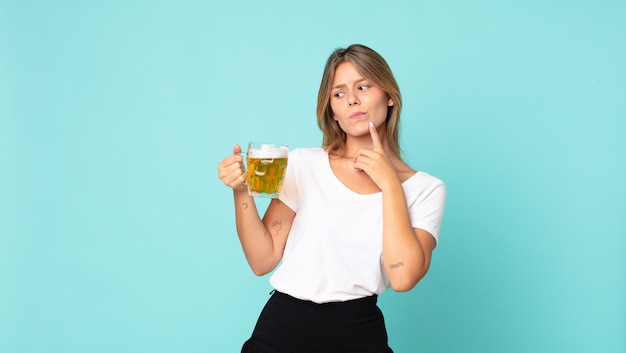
{"left": 1, "top": 1, "right": 624, "bottom": 352}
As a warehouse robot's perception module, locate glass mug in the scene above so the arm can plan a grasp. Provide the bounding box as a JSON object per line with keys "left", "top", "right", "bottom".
{"left": 242, "top": 142, "right": 289, "bottom": 198}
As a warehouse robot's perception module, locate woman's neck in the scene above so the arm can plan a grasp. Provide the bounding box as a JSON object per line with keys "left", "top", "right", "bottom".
{"left": 342, "top": 131, "right": 388, "bottom": 156}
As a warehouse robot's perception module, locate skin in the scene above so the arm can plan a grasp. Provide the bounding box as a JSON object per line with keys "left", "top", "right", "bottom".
{"left": 217, "top": 62, "right": 436, "bottom": 291}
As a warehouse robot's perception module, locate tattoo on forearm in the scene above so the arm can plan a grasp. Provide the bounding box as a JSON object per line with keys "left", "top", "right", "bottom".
{"left": 390, "top": 262, "right": 404, "bottom": 269}
{"left": 241, "top": 202, "right": 248, "bottom": 209}
{"left": 271, "top": 220, "right": 282, "bottom": 236}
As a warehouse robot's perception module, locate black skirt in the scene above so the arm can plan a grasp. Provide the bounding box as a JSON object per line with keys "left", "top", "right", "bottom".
{"left": 241, "top": 291, "right": 394, "bottom": 353}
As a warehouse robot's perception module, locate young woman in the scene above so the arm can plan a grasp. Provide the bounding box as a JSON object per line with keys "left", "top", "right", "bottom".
{"left": 217, "top": 44, "right": 446, "bottom": 353}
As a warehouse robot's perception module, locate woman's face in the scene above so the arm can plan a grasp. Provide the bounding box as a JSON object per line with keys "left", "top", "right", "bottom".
{"left": 329, "top": 62, "right": 394, "bottom": 139}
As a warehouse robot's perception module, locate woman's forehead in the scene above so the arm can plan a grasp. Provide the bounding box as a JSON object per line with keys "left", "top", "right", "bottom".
{"left": 332, "top": 62, "right": 366, "bottom": 86}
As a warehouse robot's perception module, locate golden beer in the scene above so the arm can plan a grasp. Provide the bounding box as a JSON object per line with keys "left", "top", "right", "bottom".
{"left": 245, "top": 143, "right": 289, "bottom": 198}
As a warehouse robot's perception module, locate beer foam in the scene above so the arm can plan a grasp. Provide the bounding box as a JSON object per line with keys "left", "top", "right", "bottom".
{"left": 247, "top": 147, "right": 288, "bottom": 159}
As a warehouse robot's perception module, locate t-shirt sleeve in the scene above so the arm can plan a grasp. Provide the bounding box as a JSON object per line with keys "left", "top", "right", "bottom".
{"left": 408, "top": 178, "right": 446, "bottom": 246}
{"left": 277, "top": 149, "right": 299, "bottom": 212}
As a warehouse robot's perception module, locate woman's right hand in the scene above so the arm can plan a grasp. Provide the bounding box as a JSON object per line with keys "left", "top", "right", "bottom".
{"left": 218, "top": 144, "right": 295, "bottom": 276}
{"left": 217, "top": 144, "right": 247, "bottom": 192}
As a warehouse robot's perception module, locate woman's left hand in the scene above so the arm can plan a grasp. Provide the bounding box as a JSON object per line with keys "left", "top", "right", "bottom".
{"left": 352, "top": 122, "right": 399, "bottom": 191}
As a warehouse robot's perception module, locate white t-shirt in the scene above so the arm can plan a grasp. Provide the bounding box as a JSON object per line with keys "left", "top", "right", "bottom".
{"left": 270, "top": 148, "right": 446, "bottom": 303}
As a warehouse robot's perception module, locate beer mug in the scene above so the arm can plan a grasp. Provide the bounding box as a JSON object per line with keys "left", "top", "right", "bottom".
{"left": 243, "top": 142, "right": 289, "bottom": 198}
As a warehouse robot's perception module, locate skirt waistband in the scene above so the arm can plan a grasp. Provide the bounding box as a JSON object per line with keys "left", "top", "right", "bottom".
{"left": 272, "top": 290, "right": 379, "bottom": 316}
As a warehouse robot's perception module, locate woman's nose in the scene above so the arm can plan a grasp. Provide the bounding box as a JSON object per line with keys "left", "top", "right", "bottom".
{"left": 348, "top": 92, "right": 359, "bottom": 106}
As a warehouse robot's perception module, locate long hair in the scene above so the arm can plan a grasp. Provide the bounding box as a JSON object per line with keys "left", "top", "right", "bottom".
{"left": 316, "top": 44, "right": 403, "bottom": 159}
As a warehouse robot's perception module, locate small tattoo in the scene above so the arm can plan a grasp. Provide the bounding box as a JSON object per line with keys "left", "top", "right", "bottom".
{"left": 271, "top": 220, "right": 282, "bottom": 236}
{"left": 242, "top": 202, "right": 249, "bottom": 209}
{"left": 390, "top": 262, "right": 404, "bottom": 269}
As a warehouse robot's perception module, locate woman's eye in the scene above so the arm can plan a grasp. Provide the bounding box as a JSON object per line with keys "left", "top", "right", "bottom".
{"left": 334, "top": 92, "right": 345, "bottom": 98}
{"left": 358, "top": 85, "right": 370, "bottom": 91}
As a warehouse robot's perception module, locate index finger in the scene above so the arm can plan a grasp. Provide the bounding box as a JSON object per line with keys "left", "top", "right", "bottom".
{"left": 369, "top": 121, "right": 383, "bottom": 152}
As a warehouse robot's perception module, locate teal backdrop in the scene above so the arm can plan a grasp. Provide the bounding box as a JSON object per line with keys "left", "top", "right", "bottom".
{"left": 1, "top": 1, "right": 624, "bottom": 352}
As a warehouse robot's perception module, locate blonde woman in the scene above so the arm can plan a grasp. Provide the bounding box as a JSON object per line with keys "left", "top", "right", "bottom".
{"left": 218, "top": 44, "right": 446, "bottom": 353}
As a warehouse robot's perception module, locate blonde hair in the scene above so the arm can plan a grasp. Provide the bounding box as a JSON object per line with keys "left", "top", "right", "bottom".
{"left": 316, "top": 44, "right": 403, "bottom": 159}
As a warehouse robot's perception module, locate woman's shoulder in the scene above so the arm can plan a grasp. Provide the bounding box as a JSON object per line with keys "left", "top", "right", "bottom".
{"left": 404, "top": 170, "right": 446, "bottom": 193}
{"left": 413, "top": 171, "right": 444, "bottom": 185}
{"left": 289, "top": 147, "right": 325, "bottom": 159}
{"left": 290, "top": 147, "right": 324, "bottom": 153}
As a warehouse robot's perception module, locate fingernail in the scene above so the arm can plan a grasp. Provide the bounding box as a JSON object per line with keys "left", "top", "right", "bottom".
{"left": 369, "top": 122, "right": 375, "bottom": 128}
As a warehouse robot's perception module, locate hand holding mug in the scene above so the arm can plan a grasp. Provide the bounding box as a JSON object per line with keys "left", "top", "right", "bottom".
{"left": 217, "top": 144, "right": 248, "bottom": 192}
{"left": 218, "top": 142, "right": 289, "bottom": 198}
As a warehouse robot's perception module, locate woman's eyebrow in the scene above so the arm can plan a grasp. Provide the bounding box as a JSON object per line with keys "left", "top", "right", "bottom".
{"left": 332, "top": 78, "right": 366, "bottom": 90}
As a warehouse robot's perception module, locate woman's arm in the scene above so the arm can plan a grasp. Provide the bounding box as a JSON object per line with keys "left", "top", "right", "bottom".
{"left": 233, "top": 192, "right": 295, "bottom": 275}
{"left": 353, "top": 124, "right": 435, "bottom": 291}
{"left": 379, "top": 183, "right": 435, "bottom": 291}
{"left": 218, "top": 145, "right": 295, "bottom": 275}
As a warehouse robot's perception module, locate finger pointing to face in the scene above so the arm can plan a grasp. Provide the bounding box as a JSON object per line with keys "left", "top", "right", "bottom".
{"left": 369, "top": 121, "right": 383, "bottom": 152}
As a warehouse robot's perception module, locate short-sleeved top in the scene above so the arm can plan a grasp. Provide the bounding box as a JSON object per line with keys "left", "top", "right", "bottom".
{"left": 270, "top": 148, "right": 446, "bottom": 304}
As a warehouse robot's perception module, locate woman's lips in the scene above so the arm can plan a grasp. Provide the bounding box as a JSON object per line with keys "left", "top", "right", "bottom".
{"left": 350, "top": 112, "right": 366, "bottom": 119}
